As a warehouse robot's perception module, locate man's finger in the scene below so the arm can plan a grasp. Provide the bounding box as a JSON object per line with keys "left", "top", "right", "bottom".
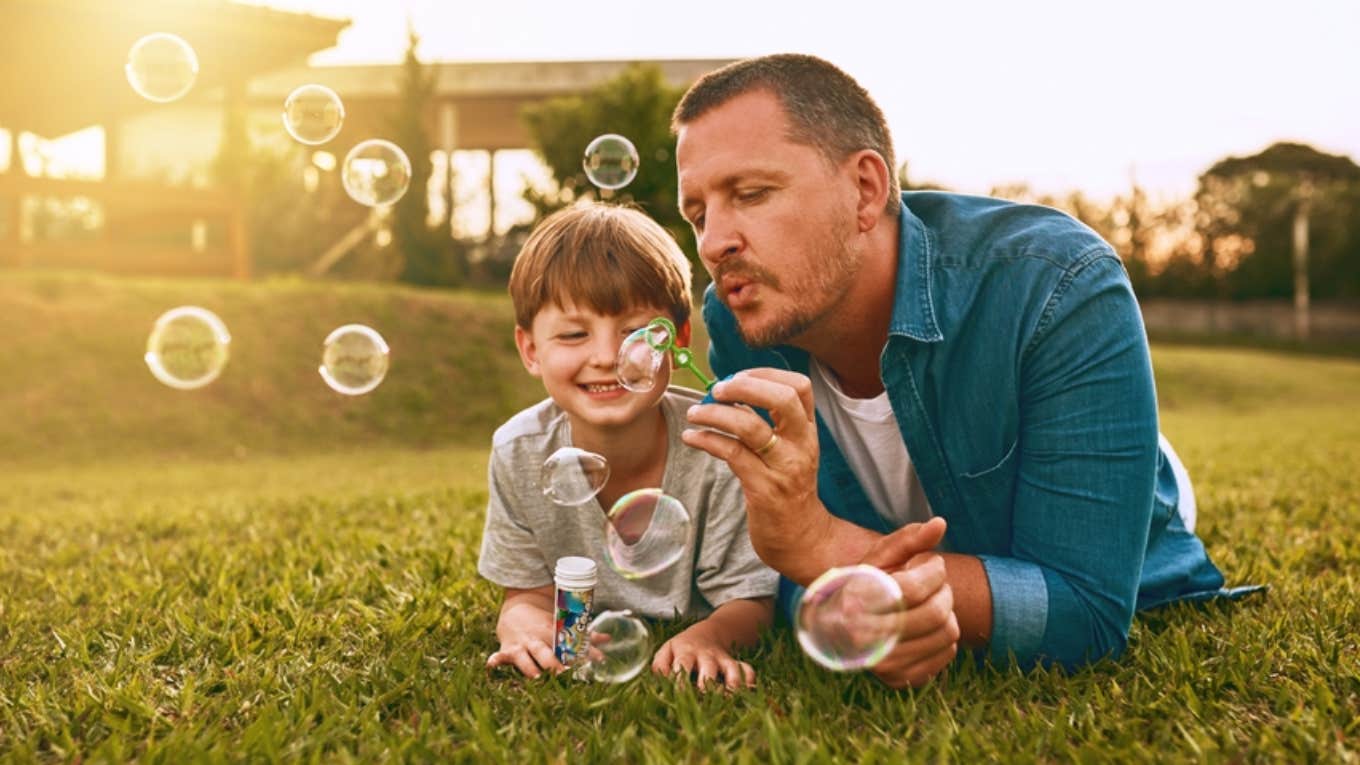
{"left": 890, "top": 553, "right": 949, "bottom": 606}
{"left": 861, "top": 517, "right": 948, "bottom": 570}
{"left": 892, "top": 579, "right": 955, "bottom": 642}
{"left": 707, "top": 371, "right": 816, "bottom": 436}
{"left": 721, "top": 368, "right": 817, "bottom": 422}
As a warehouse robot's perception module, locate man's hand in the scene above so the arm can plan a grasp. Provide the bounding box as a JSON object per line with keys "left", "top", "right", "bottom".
{"left": 682, "top": 368, "right": 830, "bottom": 572}
{"left": 860, "top": 517, "right": 960, "bottom": 688}
{"left": 652, "top": 627, "right": 757, "bottom": 692}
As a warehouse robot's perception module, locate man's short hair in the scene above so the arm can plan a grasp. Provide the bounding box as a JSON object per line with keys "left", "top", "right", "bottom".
{"left": 673, "top": 53, "right": 900, "bottom": 216}
{"left": 509, "top": 203, "right": 693, "bottom": 330}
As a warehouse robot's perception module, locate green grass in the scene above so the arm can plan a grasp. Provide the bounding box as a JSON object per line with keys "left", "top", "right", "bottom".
{"left": 1, "top": 275, "right": 1358, "bottom": 762}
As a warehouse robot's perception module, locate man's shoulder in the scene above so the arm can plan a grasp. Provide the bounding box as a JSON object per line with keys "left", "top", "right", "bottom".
{"left": 492, "top": 397, "right": 565, "bottom": 452}
{"left": 904, "top": 190, "right": 1112, "bottom": 272}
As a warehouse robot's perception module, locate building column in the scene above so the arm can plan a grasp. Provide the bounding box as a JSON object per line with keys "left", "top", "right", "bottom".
{"left": 486, "top": 149, "right": 496, "bottom": 242}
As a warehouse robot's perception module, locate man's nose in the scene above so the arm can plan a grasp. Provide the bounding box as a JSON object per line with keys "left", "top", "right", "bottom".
{"left": 698, "top": 212, "right": 741, "bottom": 267}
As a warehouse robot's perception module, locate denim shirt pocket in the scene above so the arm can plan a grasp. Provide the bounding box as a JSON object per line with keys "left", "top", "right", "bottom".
{"left": 955, "top": 439, "right": 1020, "bottom": 528}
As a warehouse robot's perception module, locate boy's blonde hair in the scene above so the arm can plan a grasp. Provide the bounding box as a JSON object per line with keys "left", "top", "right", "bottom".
{"left": 509, "top": 203, "right": 693, "bottom": 330}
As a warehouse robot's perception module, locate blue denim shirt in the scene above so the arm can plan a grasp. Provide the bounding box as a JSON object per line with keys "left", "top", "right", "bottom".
{"left": 703, "top": 191, "right": 1256, "bottom": 669}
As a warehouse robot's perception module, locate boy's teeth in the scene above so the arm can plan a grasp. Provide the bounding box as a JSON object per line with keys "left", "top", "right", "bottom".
{"left": 585, "top": 383, "right": 619, "bottom": 392}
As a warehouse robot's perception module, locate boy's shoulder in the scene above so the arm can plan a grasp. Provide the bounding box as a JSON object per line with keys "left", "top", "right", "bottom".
{"left": 492, "top": 397, "right": 567, "bottom": 451}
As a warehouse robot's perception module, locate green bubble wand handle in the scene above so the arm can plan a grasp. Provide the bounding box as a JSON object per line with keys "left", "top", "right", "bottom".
{"left": 644, "top": 317, "right": 715, "bottom": 390}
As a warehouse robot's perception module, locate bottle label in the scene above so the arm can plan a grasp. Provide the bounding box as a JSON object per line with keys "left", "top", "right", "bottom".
{"left": 554, "top": 586, "right": 594, "bottom": 666}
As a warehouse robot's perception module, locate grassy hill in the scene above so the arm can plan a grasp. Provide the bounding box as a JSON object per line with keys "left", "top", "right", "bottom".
{"left": 0, "top": 272, "right": 548, "bottom": 465}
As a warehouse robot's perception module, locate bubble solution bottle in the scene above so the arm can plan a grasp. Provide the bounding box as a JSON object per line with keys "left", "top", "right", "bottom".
{"left": 553, "top": 556, "right": 598, "bottom": 673}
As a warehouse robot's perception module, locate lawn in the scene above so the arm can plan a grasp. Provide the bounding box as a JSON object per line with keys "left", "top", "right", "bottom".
{"left": 0, "top": 275, "right": 1357, "bottom": 762}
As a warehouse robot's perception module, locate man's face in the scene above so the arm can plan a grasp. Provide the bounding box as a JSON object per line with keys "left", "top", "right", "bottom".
{"left": 676, "top": 89, "right": 863, "bottom": 348}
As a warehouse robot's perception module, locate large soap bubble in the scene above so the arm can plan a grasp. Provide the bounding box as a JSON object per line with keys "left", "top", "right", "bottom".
{"left": 586, "top": 609, "right": 651, "bottom": 684}
{"left": 796, "top": 564, "right": 904, "bottom": 671}
{"left": 144, "top": 306, "right": 230, "bottom": 390}
{"left": 603, "top": 489, "right": 691, "bottom": 579}
{"left": 319, "top": 324, "right": 390, "bottom": 396}
{"left": 342, "top": 139, "right": 412, "bottom": 206}
{"left": 283, "top": 84, "right": 345, "bottom": 145}
{"left": 616, "top": 323, "right": 670, "bottom": 393}
{"left": 125, "top": 33, "right": 199, "bottom": 103}
{"left": 583, "top": 134, "right": 639, "bottom": 190}
{"left": 541, "top": 447, "right": 610, "bottom": 506}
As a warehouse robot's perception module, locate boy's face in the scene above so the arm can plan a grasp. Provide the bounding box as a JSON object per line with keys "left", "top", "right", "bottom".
{"left": 515, "top": 300, "right": 692, "bottom": 432}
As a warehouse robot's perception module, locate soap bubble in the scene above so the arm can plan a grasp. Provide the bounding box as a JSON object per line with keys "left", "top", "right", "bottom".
{"left": 583, "top": 134, "right": 639, "bottom": 190}
{"left": 144, "top": 306, "right": 230, "bottom": 390}
{"left": 319, "top": 324, "right": 389, "bottom": 396}
{"left": 796, "top": 564, "right": 904, "bottom": 671}
{"left": 125, "top": 33, "right": 199, "bottom": 103}
{"left": 541, "top": 447, "right": 610, "bottom": 506}
{"left": 586, "top": 610, "right": 651, "bottom": 683}
{"left": 603, "top": 489, "right": 691, "bottom": 579}
{"left": 282, "top": 84, "right": 345, "bottom": 145}
{"left": 616, "top": 323, "right": 671, "bottom": 393}
{"left": 341, "top": 139, "right": 412, "bottom": 206}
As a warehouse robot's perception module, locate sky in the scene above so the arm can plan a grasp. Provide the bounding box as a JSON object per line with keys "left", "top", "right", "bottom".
{"left": 238, "top": 0, "right": 1360, "bottom": 202}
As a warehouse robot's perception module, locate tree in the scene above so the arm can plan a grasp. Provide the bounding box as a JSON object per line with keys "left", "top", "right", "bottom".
{"left": 1197, "top": 142, "right": 1360, "bottom": 336}
{"left": 389, "top": 28, "right": 464, "bottom": 287}
{"left": 520, "top": 64, "right": 695, "bottom": 282}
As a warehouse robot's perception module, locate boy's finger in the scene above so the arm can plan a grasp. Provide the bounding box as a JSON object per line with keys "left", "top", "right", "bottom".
{"left": 695, "top": 654, "right": 719, "bottom": 690}
{"left": 740, "top": 661, "right": 757, "bottom": 688}
{"left": 528, "top": 641, "right": 563, "bottom": 674}
{"left": 503, "top": 647, "right": 540, "bottom": 678}
{"left": 651, "top": 643, "right": 675, "bottom": 676}
{"left": 718, "top": 657, "right": 745, "bottom": 691}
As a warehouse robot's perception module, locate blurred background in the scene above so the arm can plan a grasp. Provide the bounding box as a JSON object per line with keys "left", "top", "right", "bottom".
{"left": 2, "top": 0, "right": 1358, "bottom": 464}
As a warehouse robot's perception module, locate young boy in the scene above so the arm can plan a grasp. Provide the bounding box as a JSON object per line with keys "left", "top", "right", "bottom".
{"left": 478, "top": 203, "right": 777, "bottom": 691}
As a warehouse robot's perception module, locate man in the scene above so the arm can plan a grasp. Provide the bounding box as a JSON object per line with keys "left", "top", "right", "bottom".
{"left": 674, "top": 54, "right": 1255, "bottom": 688}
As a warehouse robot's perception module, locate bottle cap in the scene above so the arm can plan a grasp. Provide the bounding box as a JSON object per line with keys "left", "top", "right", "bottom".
{"left": 554, "top": 556, "right": 598, "bottom": 589}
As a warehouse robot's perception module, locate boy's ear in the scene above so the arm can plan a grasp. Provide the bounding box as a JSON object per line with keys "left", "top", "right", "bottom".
{"left": 514, "top": 325, "right": 542, "bottom": 377}
{"left": 675, "top": 318, "right": 693, "bottom": 348}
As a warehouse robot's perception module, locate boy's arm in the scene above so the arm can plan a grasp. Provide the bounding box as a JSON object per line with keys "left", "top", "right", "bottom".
{"left": 487, "top": 585, "right": 563, "bottom": 678}
{"left": 651, "top": 596, "right": 773, "bottom": 691}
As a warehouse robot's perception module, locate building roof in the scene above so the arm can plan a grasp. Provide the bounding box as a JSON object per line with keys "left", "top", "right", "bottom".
{"left": 0, "top": 0, "right": 349, "bottom": 137}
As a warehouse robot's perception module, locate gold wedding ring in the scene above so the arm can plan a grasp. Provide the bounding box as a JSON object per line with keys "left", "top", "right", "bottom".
{"left": 755, "top": 432, "right": 780, "bottom": 456}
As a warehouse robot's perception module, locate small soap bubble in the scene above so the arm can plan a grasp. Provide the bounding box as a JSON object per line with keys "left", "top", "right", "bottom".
{"left": 144, "top": 306, "right": 230, "bottom": 390}
{"left": 796, "top": 564, "right": 904, "bottom": 671}
{"left": 586, "top": 610, "right": 651, "bottom": 684}
{"left": 616, "top": 325, "right": 669, "bottom": 393}
{"left": 125, "top": 33, "right": 199, "bottom": 103}
{"left": 342, "top": 139, "right": 412, "bottom": 206}
{"left": 583, "top": 134, "right": 639, "bottom": 190}
{"left": 603, "top": 489, "right": 691, "bottom": 579}
{"left": 282, "top": 84, "right": 345, "bottom": 145}
{"left": 541, "top": 447, "right": 610, "bottom": 506}
{"left": 319, "top": 324, "right": 389, "bottom": 396}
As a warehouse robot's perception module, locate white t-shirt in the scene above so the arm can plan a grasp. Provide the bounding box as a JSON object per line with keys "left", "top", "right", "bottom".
{"left": 809, "top": 359, "right": 933, "bottom": 528}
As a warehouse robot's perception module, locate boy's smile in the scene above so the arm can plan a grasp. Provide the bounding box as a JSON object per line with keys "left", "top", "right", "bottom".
{"left": 515, "top": 301, "right": 689, "bottom": 433}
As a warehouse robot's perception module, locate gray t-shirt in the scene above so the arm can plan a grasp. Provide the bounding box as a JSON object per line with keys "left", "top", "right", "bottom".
{"left": 478, "top": 387, "right": 778, "bottom": 620}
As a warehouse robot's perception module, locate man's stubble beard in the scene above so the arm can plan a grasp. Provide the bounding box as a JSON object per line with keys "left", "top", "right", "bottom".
{"left": 735, "top": 225, "right": 863, "bottom": 349}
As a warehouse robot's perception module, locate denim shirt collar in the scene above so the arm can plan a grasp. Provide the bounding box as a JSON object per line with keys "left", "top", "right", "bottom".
{"left": 889, "top": 197, "right": 944, "bottom": 344}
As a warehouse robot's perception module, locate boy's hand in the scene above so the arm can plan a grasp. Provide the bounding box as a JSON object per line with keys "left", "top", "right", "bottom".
{"left": 487, "top": 634, "right": 565, "bottom": 679}
{"left": 652, "top": 629, "right": 756, "bottom": 692}
{"left": 488, "top": 586, "right": 564, "bottom": 679}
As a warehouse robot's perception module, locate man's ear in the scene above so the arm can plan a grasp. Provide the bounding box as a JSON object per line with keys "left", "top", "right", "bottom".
{"left": 675, "top": 318, "right": 693, "bottom": 348}
{"left": 514, "top": 325, "right": 541, "bottom": 377}
{"left": 850, "top": 149, "right": 892, "bottom": 232}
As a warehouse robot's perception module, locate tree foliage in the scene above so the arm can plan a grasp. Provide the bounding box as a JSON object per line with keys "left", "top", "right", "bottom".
{"left": 390, "top": 29, "right": 465, "bottom": 287}
{"left": 1194, "top": 142, "right": 1360, "bottom": 299}
{"left": 520, "top": 64, "right": 697, "bottom": 283}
